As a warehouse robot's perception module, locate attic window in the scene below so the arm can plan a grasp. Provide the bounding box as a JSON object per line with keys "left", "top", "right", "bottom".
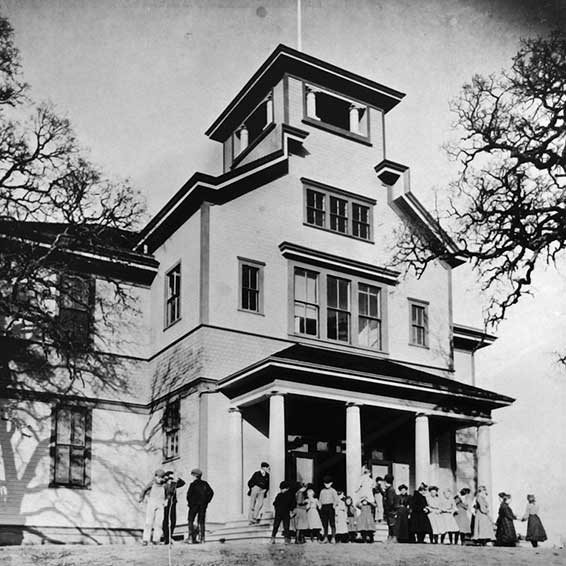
{"left": 234, "top": 94, "right": 274, "bottom": 156}
{"left": 305, "top": 84, "right": 368, "bottom": 138}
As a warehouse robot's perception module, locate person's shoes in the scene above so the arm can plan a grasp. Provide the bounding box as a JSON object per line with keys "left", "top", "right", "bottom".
{"left": 141, "top": 541, "right": 148, "bottom": 546}
{"left": 284, "top": 538, "right": 291, "bottom": 544}
{"left": 270, "top": 537, "right": 276, "bottom": 544}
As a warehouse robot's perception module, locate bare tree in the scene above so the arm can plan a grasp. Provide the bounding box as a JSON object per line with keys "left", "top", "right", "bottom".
{"left": 0, "top": 15, "right": 146, "bottom": 399}
{"left": 393, "top": 31, "right": 566, "bottom": 326}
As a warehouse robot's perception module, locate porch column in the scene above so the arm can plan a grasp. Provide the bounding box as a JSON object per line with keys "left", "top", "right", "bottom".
{"left": 228, "top": 407, "right": 243, "bottom": 518}
{"left": 477, "top": 424, "right": 492, "bottom": 497}
{"left": 415, "top": 413, "right": 430, "bottom": 486}
{"left": 346, "top": 403, "right": 362, "bottom": 498}
{"left": 269, "top": 392, "right": 285, "bottom": 505}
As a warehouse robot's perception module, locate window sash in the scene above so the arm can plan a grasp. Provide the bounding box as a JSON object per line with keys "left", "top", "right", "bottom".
{"left": 294, "top": 268, "right": 319, "bottom": 336}
{"left": 329, "top": 197, "right": 348, "bottom": 233}
{"left": 166, "top": 266, "right": 181, "bottom": 325}
{"left": 352, "top": 203, "right": 370, "bottom": 240}
{"left": 327, "top": 276, "right": 350, "bottom": 341}
{"left": 53, "top": 407, "right": 88, "bottom": 487}
{"left": 241, "top": 264, "right": 260, "bottom": 312}
{"left": 410, "top": 304, "right": 427, "bottom": 346}
{"left": 306, "top": 189, "right": 326, "bottom": 227}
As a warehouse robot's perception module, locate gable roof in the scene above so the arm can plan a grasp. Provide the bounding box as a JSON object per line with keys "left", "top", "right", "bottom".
{"left": 205, "top": 44, "right": 405, "bottom": 142}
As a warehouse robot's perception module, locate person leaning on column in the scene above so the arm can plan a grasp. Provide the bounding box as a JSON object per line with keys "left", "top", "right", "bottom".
{"left": 247, "top": 462, "right": 270, "bottom": 524}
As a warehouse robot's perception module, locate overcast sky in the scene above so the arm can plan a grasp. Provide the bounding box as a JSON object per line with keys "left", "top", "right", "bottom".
{"left": 3, "top": 0, "right": 566, "bottom": 544}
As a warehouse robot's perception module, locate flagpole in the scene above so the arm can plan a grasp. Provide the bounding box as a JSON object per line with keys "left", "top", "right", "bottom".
{"left": 297, "top": 0, "right": 302, "bottom": 51}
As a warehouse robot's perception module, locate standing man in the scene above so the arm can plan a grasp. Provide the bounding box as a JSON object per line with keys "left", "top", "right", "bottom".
{"left": 382, "top": 474, "right": 399, "bottom": 543}
{"left": 186, "top": 468, "right": 214, "bottom": 544}
{"left": 139, "top": 469, "right": 167, "bottom": 546}
{"left": 162, "top": 471, "right": 185, "bottom": 545}
{"left": 247, "top": 461, "right": 270, "bottom": 524}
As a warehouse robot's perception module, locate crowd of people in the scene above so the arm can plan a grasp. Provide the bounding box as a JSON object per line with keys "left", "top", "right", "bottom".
{"left": 137, "top": 461, "right": 547, "bottom": 549}
{"left": 250, "top": 463, "right": 547, "bottom": 548}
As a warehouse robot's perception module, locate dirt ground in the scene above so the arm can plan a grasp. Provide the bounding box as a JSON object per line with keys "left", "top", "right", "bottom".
{"left": 0, "top": 541, "right": 565, "bottom": 566}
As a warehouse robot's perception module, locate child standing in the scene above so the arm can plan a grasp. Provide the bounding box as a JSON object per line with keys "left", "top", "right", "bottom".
{"left": 271, "top": 481, "right": 295, "bottom": 544}
{"left": 319, "top": 476, "right": 340, "bottom": 543}
{"left": 334, "top": 491, "right": 349, "bottom": 543}
{"left": 345, "top": 495, "right": 358, "bottom": 542}
{"left": 139, "top": 469, "right": 167, "bottom": 545}
{"left": 522, "top": 494, "right": 547, "bottom": 548}
{"left": 294, "top": 483, "right": 309, "bottom": 543}
{"left": 426, "top": 486, "right": 443, "bottom": 544}
{"left": 357, "top": 495, "right": 376, "bottom": 543}
{"left": 305, "top": 486, "right": 323, "bottom": 542}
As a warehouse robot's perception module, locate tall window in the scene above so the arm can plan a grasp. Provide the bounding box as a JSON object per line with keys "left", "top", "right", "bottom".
{"left": 410, "top": 301, "right": 428, "bottom": 347}
{"left": 358, "top": 283, "right": 381, "bottom": 349}
{"left": 327, "top": 276, "right": 350, "bottom": 342}
{"left": 239, "top": 258, "right": 264, "bottom": 313}
{"left": 294, "top": 268, "right": 319, "bottom": 336}
{"left": 165, "top": 264, "right": 181, "bottom": 327}
{"left": 329, "top": 197, "right": 348, "bottom": 234}
{"left": 51, "top": 406, "right": 91, "bottom": 488}
{"left": 306, "top": 189, "right": 325, "bottom": 227}
{"left": 352, "top": 203, "right": 370, "bottom": 240}
{"left": 163, "top": 399, "right": 180, "bottom": 461}
{"left": 59, "top": 273, "right": 93, "bottom": 348}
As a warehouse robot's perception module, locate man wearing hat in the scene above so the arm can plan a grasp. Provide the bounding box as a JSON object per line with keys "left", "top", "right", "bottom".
{"left": 186, "top": 468, "right": 214, "bottom": 544}
{"left": 247, "top": 461, "right": 270, "bottom": 524}
{"left": 139, "top": 469, "right": 167, "bottom": 545}
{"left": 162, "top": 471, "right": 186, "bottom": 545}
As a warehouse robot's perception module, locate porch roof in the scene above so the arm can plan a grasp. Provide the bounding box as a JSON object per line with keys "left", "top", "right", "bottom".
{"left": 218, "top": 343, "right": 514, "bottom": 413}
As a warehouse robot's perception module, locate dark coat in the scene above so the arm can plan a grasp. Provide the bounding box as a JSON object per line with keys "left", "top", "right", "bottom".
{"left": 495, "top": 502, "right": 517, "bottom": 546}
{"left": 187, "top": 478, "right": 214, "bottom": 507}
{"left": 410, "top": 490, "right": 432, "bottom": 535}
{"left": 395, "top": 493, "right": 411, "bottom": 542}
{"left": 165, "top": 478, "right": 186, "bottom": 505}
{"left": 247, "top": 470, "right": 269, "bottom": 494}
{"left": 273, "top": 490, "right": 296, "bottom": 516}
{"left": 382, "top": 485, "right": 399, "bottom": 526}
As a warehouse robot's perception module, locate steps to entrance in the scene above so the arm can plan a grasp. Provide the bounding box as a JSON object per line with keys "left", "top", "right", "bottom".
{"left": 202, "top": 518, "right": 389, "bottom": 543}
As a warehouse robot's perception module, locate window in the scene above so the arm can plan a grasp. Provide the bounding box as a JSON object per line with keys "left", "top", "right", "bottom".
{"left": 165, "top": 264, "right": 181, "bottom": 327}
{"left": 291, "top": 264, "right": 386, "bottom": 350}
{"left": 353, "top": 203, "right": 370, "bottom": 240}
{"left": 358, "top": 283, "right": 382, "bottom": 349}
{"left": 303, "top": 180, "right": 374, "bottom": 241}
{"left": 239, "top": 258, "right": 264, "bottom": 314}
{"left": 327, "top": 276, "right": 350, "bottom": 342}
{"left": 294, "top": 268, "right": 319, "bottom": 336}
{"left": 306, "top": 189, "right": 325, "bottom": 227}
{"left": 304, "top": 84, "right": 369, "bottom": 139}
{"left": 163, "top": 399, "right": 180, "bottom": 461}
{"left": 58, "top": 273, "right": 93, "bottom": 348}
{"left": 233, "top": 94, "right": 274, "bottom": 157}
{"left": 51, "top": 406, "right": 91, "bottom": 488}
{"left": 329, "top": 197, "right": 348, "bottom": 234}
{"left": 409, "top": 300, "right": 428, "bottom": 347}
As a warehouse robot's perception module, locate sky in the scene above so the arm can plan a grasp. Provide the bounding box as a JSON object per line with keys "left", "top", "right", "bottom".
{"left": 2, "top": 0, "right": 566, "bottom": 544}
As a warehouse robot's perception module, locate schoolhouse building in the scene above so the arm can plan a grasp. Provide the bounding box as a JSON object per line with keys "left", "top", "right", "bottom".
{"left": 0, "top": 44, "right": 513, "bottom": 544}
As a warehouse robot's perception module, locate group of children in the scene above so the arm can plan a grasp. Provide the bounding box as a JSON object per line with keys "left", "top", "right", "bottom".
{"left": 270, "top": 474, "right": 548, "bottom": 548}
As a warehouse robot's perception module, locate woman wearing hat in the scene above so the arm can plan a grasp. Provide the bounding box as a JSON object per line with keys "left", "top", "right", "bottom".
{"left": 495, "top": 492, "right": 518, "bottom": 547}
{"left": 472, "top": 486, "right": 493, "bottom": 546}
{"left": 409, "top": 483, "right": 432, "bottom": 543}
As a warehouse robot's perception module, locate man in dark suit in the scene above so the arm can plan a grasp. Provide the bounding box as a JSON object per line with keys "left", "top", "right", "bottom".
{"left": 382, "top": 473, "right": 399, "bottom": 542}
{"left": 186, "top": 468, "right": 214, "bottom": 543}
{"left": 162, "top": 471, "right": 185, "bottom": 544}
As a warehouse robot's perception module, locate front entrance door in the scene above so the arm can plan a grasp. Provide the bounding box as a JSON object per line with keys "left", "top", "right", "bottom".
{"left": 289, "top": 451, "right": 347, "bottom": 491}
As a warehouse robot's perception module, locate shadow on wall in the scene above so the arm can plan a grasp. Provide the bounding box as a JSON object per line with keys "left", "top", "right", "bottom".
{"left": 0, "top": 398, "right": 162, "bottom": 546}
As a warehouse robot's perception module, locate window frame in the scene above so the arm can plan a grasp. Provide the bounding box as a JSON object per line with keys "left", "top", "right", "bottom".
{"left": 163, "top": 398, "right": 181, "bottom": 462}
{"left": 289, "top": 260, "right": 388, "bottom": 352}
{"left": 302, "top": 81, "right": 371, "bottom": 145}
{"left": 164, "top": 262, "right": 182, "bottom": 329}
{"left": 293, "top": 266, "right": 320, "bottom": 338}
{"left": 57, "top": 272, "right": 94, "bottom": 349}
{"left": 408, "top": 298, "right": 429, "bottom": 348}
{"left": 326, "top": 275, "right": 351, "bottom": 342}
{"left": 358, "top": 282, "right": 383, "bottom": 350}
{"left": 302, "top": 179, "right": 375, "bottom": 242}
{"left": 238, "top": 257, "right": 265, "bottom": 315}
{"left": 49, "top": 405, "right": 92, "bottom": 489}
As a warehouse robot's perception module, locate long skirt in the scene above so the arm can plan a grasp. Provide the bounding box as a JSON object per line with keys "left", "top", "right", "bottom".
{"left": 473, "top": 512, "right": 493, "bottom": 541}
{"left": 395, "top": 507, "right": 410, "bottom": 542}
{"left": 428, "top": 512, "right": 443, "bottom": 535}
{"left": 335, "top": 507, "right": 348, "bottom": 535}
{"left": 410, "top": 509, "right": 432, "bottom": 536}
{"left": 495, "top": 517, "right": 517, "bottom": 547}
{"left": 440, "top": 512, "right": 459, "bottom": 533}
{"left": 306, "top": 506, "right": 322, "bottom": 530}
{"left": 455, "top": 509, "right": 471, "bottom": 534}
{"left": 526, "top": 515, "right": 547, "bottom": 542}
{"left": 295, "top": 507, "right": 309, "bottom": 531}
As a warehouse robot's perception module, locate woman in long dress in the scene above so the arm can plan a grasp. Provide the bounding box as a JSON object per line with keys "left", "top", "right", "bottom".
{"left": 426, "top": 486, "right": 443, "bottom": 544}
{"left": 410, "top": 483, "right": 432, "bottom": 543}
{"left": 472, "top": 485, "right": 493, "bottom": 545}
{"left": 395, "top": 484, "right": 411, "bottom": 543}
{"left": 495, "top": 492, "right": 517, "bottom": 547}
{"left": 454, "top": 487, "right": 472, "bottom": 545}
{"left": 522, "top": 494, "right": 547, "bottom": 548}
{"left": 439, "top": 488, "right": 459, "bottom": 544}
